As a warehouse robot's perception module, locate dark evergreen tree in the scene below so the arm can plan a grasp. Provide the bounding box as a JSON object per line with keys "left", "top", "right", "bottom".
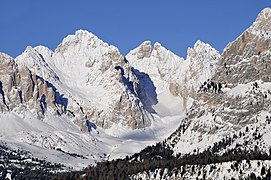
{"left": 261, "top": 166, "right": 266, "bottom": 176}
{"left": 250, "top": 172, "right": 257, "bottom": 180}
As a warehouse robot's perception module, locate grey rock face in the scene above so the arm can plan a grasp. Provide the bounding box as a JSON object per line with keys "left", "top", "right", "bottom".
{"left": 198, "top": 7, "right": 271, "bottom": 132}
{"left": 214, "top": 8, "right": 271, "bottom": 85}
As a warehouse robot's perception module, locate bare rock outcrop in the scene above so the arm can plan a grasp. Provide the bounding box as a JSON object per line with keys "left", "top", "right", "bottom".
{"left": 0, "top": 53, "right": 62, "bottom": 118}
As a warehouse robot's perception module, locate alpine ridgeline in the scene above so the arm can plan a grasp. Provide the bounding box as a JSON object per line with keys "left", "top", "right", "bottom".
{"left": 0, "top": 7, "right": 271, "bottom": 180}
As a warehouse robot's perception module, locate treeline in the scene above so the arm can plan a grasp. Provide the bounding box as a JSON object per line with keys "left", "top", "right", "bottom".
{"left": 53, "top": 140, "right": 271, "bottom": 180}
{"left": 52, "top": 115, "right": 271, "bottom": 180}
{"left": 0, "top": 144, "right": 64, "bottom": 179}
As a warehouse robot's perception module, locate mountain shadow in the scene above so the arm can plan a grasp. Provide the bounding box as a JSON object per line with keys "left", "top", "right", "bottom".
{"left": 114, "top": 65, "right": 158, "bottom": 114}
{"left": 132, "top": 67, "right": 158, "bottom": 114}
{"left": 37, "top": 76, "right": 68, "bottom": 111}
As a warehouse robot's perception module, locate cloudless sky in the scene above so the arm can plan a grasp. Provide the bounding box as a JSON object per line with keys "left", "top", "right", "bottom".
{"left": 0, "top": 1, "right": 270, "bottom": 58}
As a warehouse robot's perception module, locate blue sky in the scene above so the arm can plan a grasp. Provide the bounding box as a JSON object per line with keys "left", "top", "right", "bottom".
{"left": 0, "top": 1, "right": 270, "bottom": 58}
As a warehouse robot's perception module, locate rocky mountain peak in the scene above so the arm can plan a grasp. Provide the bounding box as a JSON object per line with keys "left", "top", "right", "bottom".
{"left": 187, "top": 40, "right": 220, "bottom": 61}
{"left": 255, "top": 7, "right": 271, "bottom": 23}
{"left": 34, "top": 45, "right": 54, "bottom": 58}
{"left": 15, "top": 45, "right": 59, "bottom": 84}
{"left": 185, "top": 40, "right": 220, "bottom": 89}
{"left": 17, "top": 46, "right": 44, "bottom": 67}
{"left": 0, "top": 52, "right": 14, "bottom": 65}
{"left": 130, "top": 41, "right": 152, "bottom": 59}
{"left": 128, "top": 40, "right": 183, "bottom": 62}
{"left": 215, "top": 8, "right": 271, "bottom": 85}
{"left": 56, "top": 29, "right": 109, "bottom": 54}
{"left": 247, "top": 8, "right": 271, "bottom": 39}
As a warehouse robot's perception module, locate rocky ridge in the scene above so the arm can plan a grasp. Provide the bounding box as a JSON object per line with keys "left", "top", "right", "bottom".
{"left": 0, "top": 53, "right": 58, "bottom": 118}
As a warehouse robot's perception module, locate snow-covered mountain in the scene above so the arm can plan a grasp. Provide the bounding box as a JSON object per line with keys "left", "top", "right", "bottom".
{"left": 15, "top": 30, "right": 152, "bottom": 130}
{"left": 0, "top": 29, "right": 191, "bottom": 172}
{"left": 1, "top": 7, "right": 271, "bottom": 180}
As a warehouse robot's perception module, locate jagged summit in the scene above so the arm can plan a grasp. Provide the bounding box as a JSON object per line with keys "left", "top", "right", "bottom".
{"left": 126, "top": 39, "right": 220, "bottom": 115}
{"left": 34, "top": 45, "right": 54, "bottom": 57}
{"left": 128, "top": 41, "right": 152, "bottom": 59}
{"left": 53, "top": 30, "right": 124, "bottom": 84}
{"left": 129, "top": 39, "right": 219, "bottom": 63}
{"left": 222, "top": 8, "right": 271, "bottom": 57}
{"left": 54, "top": 29, "right": 125, "bottom": 79}
{"left": 185, "top": 40, "right": 220, "bottom": 90}
{"left": 187, "top": 40, "right": 219, "bottom": 61}
{"left": 128, "top": 40, "right": 183, "bottom": 61}
{"left": 56, "top": 29, "right": 109, "bottom": 53}
{"left": 247, "top": 7, "right": 271, "bottom": 39}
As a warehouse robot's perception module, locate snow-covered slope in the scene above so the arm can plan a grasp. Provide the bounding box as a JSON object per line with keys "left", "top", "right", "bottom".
{"left": 0, "top": 30, "right": 190, "bottom": 171}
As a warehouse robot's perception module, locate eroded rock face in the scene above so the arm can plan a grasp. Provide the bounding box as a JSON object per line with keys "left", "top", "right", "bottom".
{"left": 206, "top": 8, "right": 271, "bottom": 131}
{"left": 215, "top": 8, "right": 271, "bottom": 85}
{"left": 0, "top": 53, "right": 62, "bottom": 118}
{"left": 197, "top": 8, "right": 271, "bottom": 132}
{"left": 165, "top": 8, "right": 271, "bottom": 155}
